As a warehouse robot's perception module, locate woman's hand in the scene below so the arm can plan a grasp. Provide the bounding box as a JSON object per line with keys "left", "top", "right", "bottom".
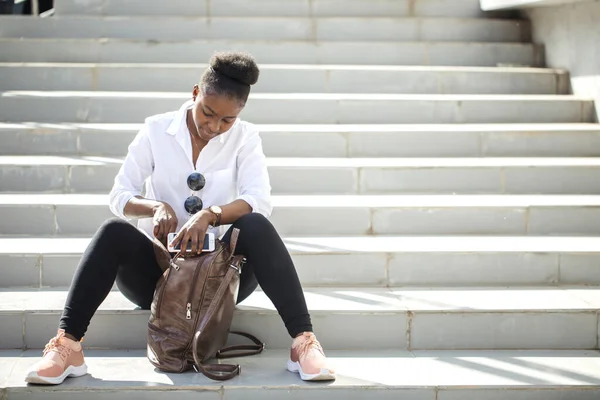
{"left": 172, "top": 210, "right": 213, "bottom": 255}
{"left": 152, "top": 202, "right": 178, "bottom": 244}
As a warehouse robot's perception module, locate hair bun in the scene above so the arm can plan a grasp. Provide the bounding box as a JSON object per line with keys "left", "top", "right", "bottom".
{"left": 210, "top": 52, "right": 260, "bottom": 86}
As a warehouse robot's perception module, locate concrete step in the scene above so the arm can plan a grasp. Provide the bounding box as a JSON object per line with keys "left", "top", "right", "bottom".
{"left": 1, "top": 286, "right": 599, "bottom": 350}
{"left": 2, "top": 235, "right": 600, "bottom": 289}
{"left": 53, "top": 0, "right": 512, "bottom": 18}
{"left": 0, "top": 64, "right": 566, "bottom": 94}
{"left": 1, "top": 92, "right": 594, "bottom": 124}
{"left": 2, "top": 194, "right": 600, "bottom": 237}
{"left": 0, "top": 16, "right": 531, "bottom": 43}
{"left": 2, "top": 123, "right": 600, "bottom": 158}
{"left": 2, "top": 156, "right": 600, "bottom": 194}
{"left": 2, "top": 349, "right": 600, "bottom": 399}
{"left": 0, "top": 39, "right": 543, "bottom": 66}
{"left": 3, "top": 123, "right": 600, "bottom": 158}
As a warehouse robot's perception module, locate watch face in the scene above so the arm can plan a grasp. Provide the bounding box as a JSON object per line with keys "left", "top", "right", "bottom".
{"left": 211, "top": 206, "right": 222, "bottom": 214}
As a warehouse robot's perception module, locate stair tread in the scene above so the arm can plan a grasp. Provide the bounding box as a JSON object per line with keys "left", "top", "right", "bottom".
{"left": 0, "top": 62, "right": 559, "bottom": 73}
{"left": 2, "top": 286, "right": 599, "bottom": 313}
{"left": 2, "top": 349, "right": 600, "bottom": 391}
{"left": 3, "top": 155, "right": 600, "bottom": 167}
{"left": 2, "top": 236, "right": 600, "bottom": 254}
{"left": 4, "top": 122, "right": 599, "bottom": 132}
{"left": 3, "top": 193, "right": 600, "bottom": 207}
{"left": 0, "top": 15, "right": 528, "bottom": 22}
{"left": 0, "top": 37, "right": 540, "bottom": 44}
{"left": 1, "top": 90, "right": 591, "bottom": 100}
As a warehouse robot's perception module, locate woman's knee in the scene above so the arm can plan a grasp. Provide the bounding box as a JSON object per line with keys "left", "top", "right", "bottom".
{"left": 231, "top": 213, "right": 285, "bottom": 258}
{"left": 233, "top": 213, "right": 275, "bottom": 235}
{"left": 95, "top": 217, "right": 136, "bottom": 244}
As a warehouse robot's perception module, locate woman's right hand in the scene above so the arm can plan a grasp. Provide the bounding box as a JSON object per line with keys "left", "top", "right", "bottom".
{"left": 152, "top": 202, "right": 178, "bottom": 244}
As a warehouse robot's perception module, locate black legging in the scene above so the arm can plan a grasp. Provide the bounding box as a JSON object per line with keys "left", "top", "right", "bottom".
{"left": 59, "top": 213, "right": 312, "bottom": 340}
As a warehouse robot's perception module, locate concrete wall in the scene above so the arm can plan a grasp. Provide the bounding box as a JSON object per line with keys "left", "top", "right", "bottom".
{"left": 521, "top": 0, "right": 600, "bottom": 121}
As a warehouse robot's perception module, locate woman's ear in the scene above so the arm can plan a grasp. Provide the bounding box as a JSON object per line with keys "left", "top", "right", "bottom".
{"left": 192, "top": 84, "right": 199, "bottom": 101}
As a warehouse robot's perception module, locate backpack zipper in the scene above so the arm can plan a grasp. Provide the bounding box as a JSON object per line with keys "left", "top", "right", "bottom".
{"left": 184, "top": 246, "right": 225, "bottom": 321}
{"left": 182, "top": 247, "right": 226, "bottom": 362}
{"left": 155, "top": 260, "right": 177, "bottom": 319}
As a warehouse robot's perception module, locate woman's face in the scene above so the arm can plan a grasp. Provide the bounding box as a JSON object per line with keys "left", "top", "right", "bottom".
{"left": 190, "top": 85, "right": 243, "bottom": 142}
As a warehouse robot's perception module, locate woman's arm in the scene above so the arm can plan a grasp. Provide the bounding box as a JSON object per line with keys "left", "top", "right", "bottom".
{"left": 123, "top": 196, "right": 166, "bottom": 219}
{"left": 109, "top": 122, "right": 178, "bottom": 242}
{"left": 109, "top": 124, "right": 154, "bottom": 218}
{"left": 233, "top": 129, "right": 273, "bottom": 217}
{"left": 210, "top": 199, "right": 252, "bottom": 225}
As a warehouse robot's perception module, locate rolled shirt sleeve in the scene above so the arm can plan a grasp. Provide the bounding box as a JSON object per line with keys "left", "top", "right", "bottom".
{"left": 108, "top": 123, "right": 154, "bottom": 219}
{"left": 235, "top": 130, "right": 273, "bottom": 218}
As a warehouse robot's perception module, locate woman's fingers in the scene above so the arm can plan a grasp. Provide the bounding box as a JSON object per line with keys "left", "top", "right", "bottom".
{"left": 196, "top": 229, "right": 208, "bottom": 254}
{"left": 190, "top": 229, "right": 200, "bottom": 254}
{"left": 171, "top": 217, "right": 204, "bottom": 255}
{"left": 172, "top": 223, "right": 186, "bottom": 248}
{"left": 166, "top": 217, "right": 178, "bottom": 242}
{"left": 180, "top": 230, "right": 191, "bottom": 254}
{"left": 170, "top": 217, "right": 178, "bottom": 235}
{"left": 155, "top": 218, "right": 165, "bottom": 241}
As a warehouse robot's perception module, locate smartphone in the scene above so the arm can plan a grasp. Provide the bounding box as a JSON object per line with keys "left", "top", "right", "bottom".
{"left": 167, "top": 232, "right": 215, "bottom": 253}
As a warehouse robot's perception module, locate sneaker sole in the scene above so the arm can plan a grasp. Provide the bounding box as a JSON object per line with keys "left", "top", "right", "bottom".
{"left": 286, "top": 360, "right": 336, "bottom": 381}
{"left": 25, "top": 363, "right": 88, "bottom": 385}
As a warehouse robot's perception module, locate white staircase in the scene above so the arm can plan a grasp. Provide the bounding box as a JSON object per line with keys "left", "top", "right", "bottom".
{"left": 1, "top": 0, "right": 600, "bottom": 398}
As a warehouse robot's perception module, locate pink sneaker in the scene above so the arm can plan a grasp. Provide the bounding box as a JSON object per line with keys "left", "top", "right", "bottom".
{"left": 25, "top": 329, "right": 88, "bottom": 385}
{"left": 287, "top": 332, "right": 336, "bottom": 381}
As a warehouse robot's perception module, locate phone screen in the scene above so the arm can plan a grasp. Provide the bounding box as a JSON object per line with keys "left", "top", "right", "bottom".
{"left": 170, "top": 234, "right": 210, "bottom": 251}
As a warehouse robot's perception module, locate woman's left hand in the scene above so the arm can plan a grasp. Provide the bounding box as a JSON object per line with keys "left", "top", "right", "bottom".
{"left": 172, "top": 210, "right": 213, "bottom": 255}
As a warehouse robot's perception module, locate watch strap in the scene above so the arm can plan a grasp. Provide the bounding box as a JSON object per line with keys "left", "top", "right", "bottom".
{"left": 209, "top": 206, "right": 222, "bottom": 227}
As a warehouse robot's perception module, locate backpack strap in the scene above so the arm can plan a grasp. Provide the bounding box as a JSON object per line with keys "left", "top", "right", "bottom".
{"left": 229, "top": 227, "right": 240, "bottom": 254}
{"left": 216, "top": 331, "right": 265, "bottom": 359}
{"left": 192, "top": 258, "right": 253, "bottom": 381}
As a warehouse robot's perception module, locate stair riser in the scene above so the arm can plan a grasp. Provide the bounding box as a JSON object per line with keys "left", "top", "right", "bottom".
{"left": 0, "top": 40, "right": 543, "bottom": 66}
{"left": 2, "top": 164, "right": 600, "bottom": 194}
{"left": 0, "top": 66, "right": 561, "bottom": 94}
{"left": 53, "top": 0, "right": 510, "bottom": 18}
{"left": 2, "top": 204, "right": 600, "bottom": 237}
{"left": 2, "top": 251, "right": 599, "bottom": 288}
{"left": 0, "top": 17, "right": 530, "bottom": 43}
{"left": 0, "top": 97, "right": 592, "bottom": 124}
{"left": 1, "top": 309, "right": 596, "bottom": 350}
{"left": 2, "top": 128, "right": 600, "bottom": 157}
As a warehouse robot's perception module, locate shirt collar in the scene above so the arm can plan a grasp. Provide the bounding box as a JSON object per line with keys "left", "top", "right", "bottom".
{"left": 166, "top": 100, "right": 236, "bottom": 145}
{"left": 166, "top": 100, "right": 193, "bottom": 137}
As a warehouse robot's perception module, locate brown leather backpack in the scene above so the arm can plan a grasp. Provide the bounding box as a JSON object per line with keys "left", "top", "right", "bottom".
{"left": 147, "top": 228, "right": 264, "bottom": 380}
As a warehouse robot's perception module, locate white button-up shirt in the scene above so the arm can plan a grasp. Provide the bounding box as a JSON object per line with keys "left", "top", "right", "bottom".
{"left": 109, "top": 100, "right": 273, "bottom": 239}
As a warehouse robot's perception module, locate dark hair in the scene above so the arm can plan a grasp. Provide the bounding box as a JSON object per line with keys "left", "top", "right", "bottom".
{"left": 200, "top": 52, "right": 260, "bottom": 105}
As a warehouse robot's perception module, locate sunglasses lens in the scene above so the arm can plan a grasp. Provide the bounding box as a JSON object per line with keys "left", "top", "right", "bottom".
{"left": 187, "top": 172, "right": 206, "bottom": 191}
{"left": 184, "top": 196, "right": 203, "bottom": 214}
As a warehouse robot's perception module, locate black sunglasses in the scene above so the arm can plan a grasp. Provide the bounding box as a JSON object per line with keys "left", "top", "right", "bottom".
{"left": 185, "top": 172, "right": 205, "bottom": 214}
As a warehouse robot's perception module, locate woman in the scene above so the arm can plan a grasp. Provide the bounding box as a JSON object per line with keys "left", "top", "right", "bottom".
{"left": 25, "top": 52, "right": 335, "bottom": 384}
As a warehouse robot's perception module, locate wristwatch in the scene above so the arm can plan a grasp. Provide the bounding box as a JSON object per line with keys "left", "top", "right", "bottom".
{"left": 208, "top": 205, "right": 222, "bottom": 227}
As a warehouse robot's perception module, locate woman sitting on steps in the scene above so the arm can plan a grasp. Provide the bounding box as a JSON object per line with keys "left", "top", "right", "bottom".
{"left": 25, "top": 51, "right": 336, "bottom": 385}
